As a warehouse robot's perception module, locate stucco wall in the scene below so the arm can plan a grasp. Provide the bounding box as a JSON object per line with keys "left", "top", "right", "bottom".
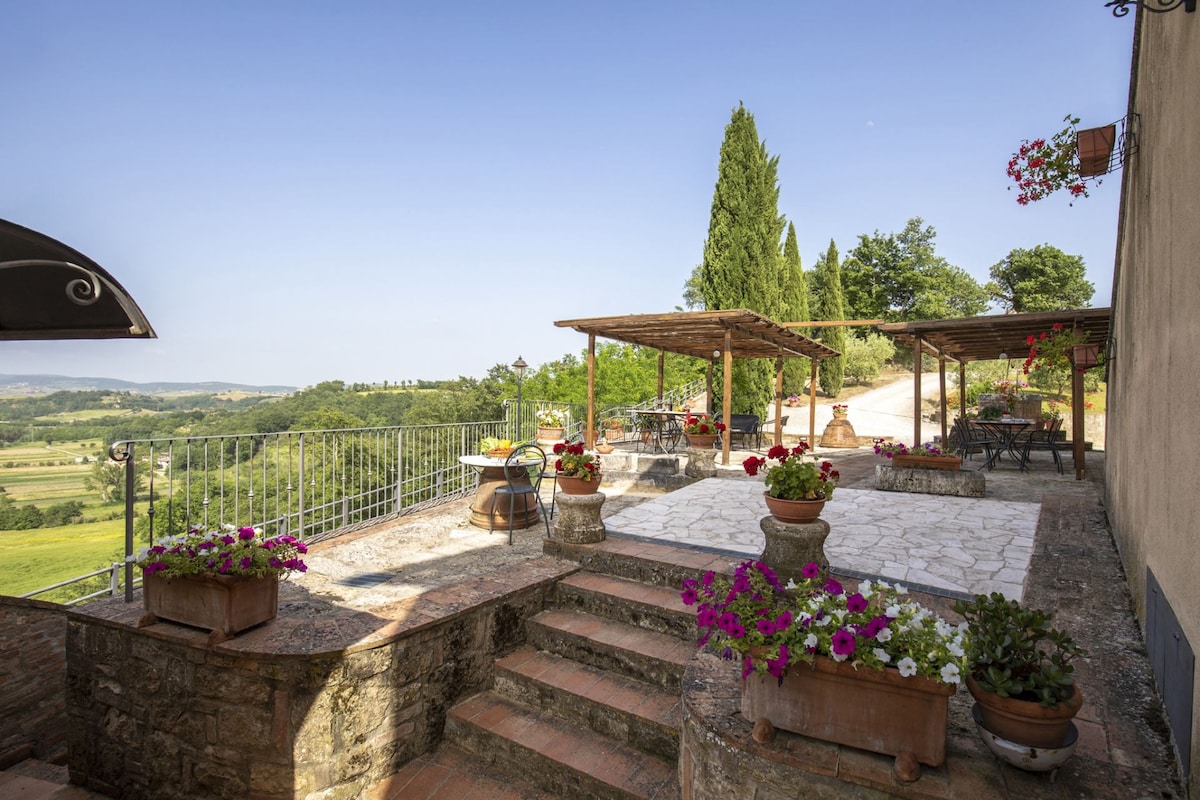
{"left": 1107, "top": 8, "right": 1200, "bottom": 794}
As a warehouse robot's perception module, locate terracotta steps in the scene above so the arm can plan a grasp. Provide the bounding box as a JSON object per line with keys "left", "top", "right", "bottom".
{"left": 440, "top": 538, "right": 729, "bottom": 799}
{"left": 0, "top": 760, "right": 111, "bottom": 799}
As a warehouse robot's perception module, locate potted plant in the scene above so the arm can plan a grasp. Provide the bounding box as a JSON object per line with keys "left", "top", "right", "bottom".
{"left": 682, "top": 559, "right": 966, "bottom": 774}
{"left": 873, "top": 439, "right": 962, "bottom": 471}
{"left": 743, "top": 442, "right": 839, "bottom": 523}
{"left": 535, "top": 405, "right": 567, "bottom": 441}
{"left": 681, "top": 414, "right": 725, "bottom": 448}
{"left": 551, "top": 439, "right": 601, "bottom": 494}
{"left": 602, "top": 416, "right": 625, "bottom": 440}
{"left": 832, "top": 403, "right": 848, "bottom": 418}
{"left": 1006, "top": 114, "right": 1108, "bottom": 205}
{"left": 953, "top": 592, "right": 1085, "bottom": 749}
{"left": 136, "top": 525, "right": 308, "bottom": 644}
{"left": 635, "top": 412, "right": 657, "bottom": 444}
{"left": 785, "top": 394, "right": 801, "bottom": 407}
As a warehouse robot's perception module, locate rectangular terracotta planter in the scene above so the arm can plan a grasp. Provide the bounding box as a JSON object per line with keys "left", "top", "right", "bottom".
{"left": 741, "top": 655, "right": 956, "bottom": 767}
{"left": 891, "top": 454, "right": 962, "bottom": 471}
{"left": 141, "top": 572, "right": 279, "bottom": 643}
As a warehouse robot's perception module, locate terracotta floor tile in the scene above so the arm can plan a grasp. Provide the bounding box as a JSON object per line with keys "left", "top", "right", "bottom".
{"left": 620, "top": 759, "right": 676, "bottom": 797}
{"left": 557, "top": 664, "right": 604, "bottom": 694}
{"left": 390, "top": 761, "right": 451, "bottom": 800}
{"left": 472, "top": 699, "right": 515, "bottom": 731}
{"left": 449, "top": 693, "right": 494, "bottom": 723}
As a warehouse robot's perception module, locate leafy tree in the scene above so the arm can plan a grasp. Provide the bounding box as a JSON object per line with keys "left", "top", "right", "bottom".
{"left": 781, "top": 222, "right": 811, "bottom": 397}
{"left": 690, "top": 103, "right": 786, "bottom": 414}
{"left": 843, "top": 332, "right": 897, "bottom": 385}
{"left": 815, "top": 240, "right": 846, "bottom": 396}
{"left": 843, "top": 218, "right": 988, "bottom": 321}
{"left": 84, "top": 459, "right": 145, "bottom": 504}
{"left": 987, "top": 245, "right": 1094, "bottom": 312}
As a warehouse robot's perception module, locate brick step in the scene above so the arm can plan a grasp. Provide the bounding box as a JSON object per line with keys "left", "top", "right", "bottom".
{"left": 493, "top": 646, "right": 681, "bottom": 762}
{"left": 527, "top": 608, "right": 692, "bottom": 692}
{"left": 366, "top": 743, "right": 560, "bottom": 800}
{"left": 544, "top": 537, "right": 741, "bottom": 591}
{"left": 554, "top": 572, "right": 695, "bottom": 639}
{"left": 446, "top": 691, "right": 679, "bottom": 800}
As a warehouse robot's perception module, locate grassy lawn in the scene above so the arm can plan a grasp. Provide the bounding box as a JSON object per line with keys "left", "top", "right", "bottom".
{"left": 0, "top": 519, "right": 126, "bottom": 597}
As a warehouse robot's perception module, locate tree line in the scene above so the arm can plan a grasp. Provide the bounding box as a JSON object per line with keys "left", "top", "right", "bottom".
{"left": 685, "top": 103, "right": 1095, "bottom": 414}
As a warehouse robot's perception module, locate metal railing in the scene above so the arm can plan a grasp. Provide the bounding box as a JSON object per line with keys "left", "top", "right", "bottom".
{"left": 18, "top": 385, "right": 708, "bottom": 605}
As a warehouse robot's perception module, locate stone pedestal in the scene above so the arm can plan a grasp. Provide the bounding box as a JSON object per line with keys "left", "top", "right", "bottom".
{"left": 685, "top": 447, "right": 717, "bottom": 478}
{"left": 759, "top": 516, "right": 831, "bottom": 582}
{"left": 553, "top": 492, "right": 606, "bottom": 544}
{"left": 874, "top": 465, "right": 986, "bottom": 498}
{"left": 819, "top": 417, "right": 858, "bottom": 448}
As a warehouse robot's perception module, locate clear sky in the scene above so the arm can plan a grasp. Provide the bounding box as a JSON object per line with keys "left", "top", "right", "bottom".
{"left": 2, "top": 3, "right": 1133, "bottom": 389}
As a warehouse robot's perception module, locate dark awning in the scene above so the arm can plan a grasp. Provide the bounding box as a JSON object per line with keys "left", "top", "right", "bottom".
{"left": 0, "top": 218, "right": 156, "bottom": 341}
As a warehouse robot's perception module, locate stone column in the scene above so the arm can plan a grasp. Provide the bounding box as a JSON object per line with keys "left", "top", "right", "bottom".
{"left": 759, "top": 516, "right": 830, "bottom": 584}
{"left": 684, "top": 447, "right": 717, "bottom": 479}
{"left": 553, "top": 492, "right": 606, "bottom": 544}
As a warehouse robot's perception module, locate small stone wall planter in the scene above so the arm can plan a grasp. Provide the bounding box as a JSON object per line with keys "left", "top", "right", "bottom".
{"left": 139, "top": 572, "right": 279, "bottom": 645}
{"left": 874, "top": 465, "right": 985, "bottom": 498}
{"left": 890, "top": 454, "right": 962, "bottom": 471}
{"left": 742, "top": 654, "right": 956, "bottom": 776}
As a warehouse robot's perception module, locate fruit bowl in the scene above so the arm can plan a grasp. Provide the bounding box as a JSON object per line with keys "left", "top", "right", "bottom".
{"left": 485, "top": 447, "right": 515, "bottom": 459}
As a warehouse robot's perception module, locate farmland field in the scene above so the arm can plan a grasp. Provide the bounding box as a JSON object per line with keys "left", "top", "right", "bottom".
{"left": 0, "top": 519, "right": 126, "bottom": 597}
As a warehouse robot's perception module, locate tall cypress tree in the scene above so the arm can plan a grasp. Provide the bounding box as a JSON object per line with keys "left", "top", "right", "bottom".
{"left": 816, "top": 239, "right": 846, "bottom": 397}
{"left": 694, "top": 103, "right": 786, "bottom": 415}
{"left": 781, "top": 222, "right": 809, "bottom": 396}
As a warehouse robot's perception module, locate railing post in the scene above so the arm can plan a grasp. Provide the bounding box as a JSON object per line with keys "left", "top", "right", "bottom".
{"left": 110, "top": 563, "right": 120, "bottom": 597}
{"left": 297, "top": 433, "right": 306, "bottom": 540}
{"left": 395, "top": 429, "right": 404, "bottom": 514}
{"left": 123, "top": 442, "right": 136, "bottom": 602}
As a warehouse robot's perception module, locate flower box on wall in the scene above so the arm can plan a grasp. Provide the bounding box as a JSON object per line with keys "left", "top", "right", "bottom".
{"left": 140, "top": 572, "right": 279, "bottom": 644}
{"left": 890, "top": 454, "right": 962, "bottom": 471}
{"left": 1077, "top": 124, "right": 1117, "bottom": 178}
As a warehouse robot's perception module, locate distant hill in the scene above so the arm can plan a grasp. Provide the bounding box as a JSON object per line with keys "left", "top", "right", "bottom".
{"left": 0, "top": 374, "right": 296, "bottom": 397}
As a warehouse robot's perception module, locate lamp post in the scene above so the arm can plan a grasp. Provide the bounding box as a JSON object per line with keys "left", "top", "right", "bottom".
{"left": 512, "top": 355, "right": 527, "bottom": 442}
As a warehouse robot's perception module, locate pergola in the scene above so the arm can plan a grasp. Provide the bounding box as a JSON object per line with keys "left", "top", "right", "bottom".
{"left": 553, "top": 310, "right": 840, "bottom": 464}
{"left": 876, "top": 308, "right": 1111, "bottom": 479}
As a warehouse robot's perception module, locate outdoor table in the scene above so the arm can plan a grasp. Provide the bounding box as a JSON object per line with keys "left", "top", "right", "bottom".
{"left": 458, "top": 453, "right": 543, "bottom": 530}
{"left": 633, "top": 409, "right": 688, "bottom": 454}
{"left": 974, "top": 419, "right": 1035, "bottom": 471}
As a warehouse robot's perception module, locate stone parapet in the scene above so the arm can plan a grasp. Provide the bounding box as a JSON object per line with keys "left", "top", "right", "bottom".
{"left": 0, "top": 597, "right": 67, "bottom": 767}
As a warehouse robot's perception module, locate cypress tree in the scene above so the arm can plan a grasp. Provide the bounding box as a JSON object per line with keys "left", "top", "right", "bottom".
{"left": 816, "top": 239, "right": 846, "bottom": 397}
{"left": 781, "top": 222, "right": 809, "bottom": 396}
{"left": 695, "top": 103, "right": 786, "bottom": 415}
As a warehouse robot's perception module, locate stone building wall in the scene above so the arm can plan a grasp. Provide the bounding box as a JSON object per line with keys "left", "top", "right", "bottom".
{"left": 65, "top": 578, "right": 555, "bottom": 800}
{"left": 0, "top": 597, "right": 68, "bottom": 766}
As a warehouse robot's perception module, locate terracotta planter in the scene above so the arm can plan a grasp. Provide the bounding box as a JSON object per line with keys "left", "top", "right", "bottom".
{"left": 594, "top": 443, "right": 614, "bottom": 454}
{"left": 685, "top": 433, "right": 718, "bottom": 449}
{"left": 557, "top": 474, "right": 601, "bottom": 495}
{"left": 140, "top": 572, "right": 279, "bottom": 644}
{"left": 1076, "top": 124, "right": 1116, "bottom": 178}
{"left": 762, "top": 493, "right": 825, "bottom": 524}
{"left": 967, "top": 675, "right": 1082, "bottom": 748}
{"left": 537, "top": 426, "right": 564, "bottom": 442}
{"left": 890, "top": 454, "right": 962, "bottom": 471}
{"left": 742, "top": 653, "right": 956, "bottom": 769}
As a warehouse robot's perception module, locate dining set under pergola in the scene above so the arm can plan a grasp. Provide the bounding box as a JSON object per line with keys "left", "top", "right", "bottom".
{"left": 555, "top": 307, "right": 1109, "bottom": 479}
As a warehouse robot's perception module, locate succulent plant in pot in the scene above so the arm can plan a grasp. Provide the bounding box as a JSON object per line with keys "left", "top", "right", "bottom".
{"left": 953, "top": 592, "right": 1085, "bottom": 748}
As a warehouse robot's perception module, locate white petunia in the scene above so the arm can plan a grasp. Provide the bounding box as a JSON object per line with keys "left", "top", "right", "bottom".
{"left": 885, "top": 604, "right": 902, "bottom": 617}
{"left": 872, "top": 648, "right": 891, "bottom": 664}
{"left": 875, "top": 627, "right": 893, "bottom": 643}
{"left": 805, "top": 633, "right": 819, "bottom": 649}
{"left": 897, "top": 657, "right": 917, "bottom": 677}
{"left": 940, "top": 663, "right": 961, "bottom": 684}
{"left": 948, "top": 641, "right": 964, "bottom": 658}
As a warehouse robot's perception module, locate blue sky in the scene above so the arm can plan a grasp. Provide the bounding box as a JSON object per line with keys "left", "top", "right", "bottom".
{"left": 2, "top": 3, "right": 1133, "bottom": 388}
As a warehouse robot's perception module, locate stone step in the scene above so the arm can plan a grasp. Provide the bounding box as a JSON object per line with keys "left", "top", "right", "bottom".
{"left": 544, "top": 536, "right": 742, "bottom": 591}
{"left": 493, "top": 645, "right": 681, "bottom": 762}
{"left": 446, "top": 691, "right": 678, "bottom": 800}
{"left": 0, "top": 762, "right": 109, "bottom": 799}
{"left": 365, "top": 743, "right": 560, "bottom": 800}
{"left": 554, "top": 572, "right": 695, "bottom": 639}
{"left": 527, "top": 608, "right": 693, "bottom": 692}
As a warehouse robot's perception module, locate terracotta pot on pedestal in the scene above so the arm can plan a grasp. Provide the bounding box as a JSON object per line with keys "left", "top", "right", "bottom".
{"left": 762, "top": 493, "right": 825, "bottom": 524}
{"left": 685, "top": 433, "right": 718, "bottom": 449}
{"left": 557, "top": 474, "right": 601, "bottom": 495}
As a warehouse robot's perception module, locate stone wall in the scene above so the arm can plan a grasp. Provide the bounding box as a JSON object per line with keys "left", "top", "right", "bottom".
{"left": 0, "top": 597, "right": 68, "bottom": 767}
{"left": 65, "top": 575, "right": 558, "bottom": 800}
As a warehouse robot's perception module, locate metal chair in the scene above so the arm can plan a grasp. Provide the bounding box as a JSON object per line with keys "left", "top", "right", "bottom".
{"left": 488, "top": 443, "right": 550, "bottom": 544}
{"left": 953, "top": 417, "right": 996, "bottom": 470}
{"left": 1021, "top": 417, "right": 1065, "bottom": 474}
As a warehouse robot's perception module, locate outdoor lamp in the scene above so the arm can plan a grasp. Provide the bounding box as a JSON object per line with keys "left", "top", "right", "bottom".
{"left": 512, "top": 356, "right": 527, "bottom": 441}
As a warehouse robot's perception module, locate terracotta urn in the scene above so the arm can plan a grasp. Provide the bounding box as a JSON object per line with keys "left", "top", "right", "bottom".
{"left": 685, "top": 433, "right": 718, "bottom": 449}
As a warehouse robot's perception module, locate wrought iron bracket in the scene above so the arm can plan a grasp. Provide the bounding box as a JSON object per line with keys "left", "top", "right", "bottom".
{"left": 1107, "top": 0, "right": 1196, "bottom": 16}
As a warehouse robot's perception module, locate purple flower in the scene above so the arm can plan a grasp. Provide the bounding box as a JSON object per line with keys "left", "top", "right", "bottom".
{"left": 831, "top": 628, "right": 856, "bottom": 656}
{"left": 701, "top": 571, "right": 715, "bottom": 587}
{"left": 143, "top": 562, "right": 166, "bottom": 574}
{"left": 220, "top": 535, "right": 236, "bottom": 545}
{"left": 866, "top": 615, "right": 892, "bottom": 637}
{"left": 766, "top": 645, "right": 789, "bottom": 680}
{"left": 681, "top": 588, "right": 699, "bottom": 606}
{"left": 682, "top": 578, "right": 698, "bottom": 591}
{"left": 801, "top": 562, "right": 821, "bottom": 579}
{"left": 238, "top": 526, "right": 256, "bottom": 540}
{"left": 823, "top": 578, "right": 844, "bottom": 596}
{"left": 756, "top": 619, "right": 775, "bottom": 636}
{"left": 219, "top": 557, "right": 234, "bottom": 574}
{"left": 845, "top": 593, "right": 867, "bottom": 613}
{"left": 741, "top": 656, "right": 756, "bottom": 678}
{"left": 774, "top": 611, "right": 793, "bottom": 632}
{"left": 728, "top": 624, "right": 746, "bottom": 639}
{"left": 240, "top": 556, "right": 253, "bottom": 570}
{"left": 697, "top": 608, "right": 717, "bottom": 627}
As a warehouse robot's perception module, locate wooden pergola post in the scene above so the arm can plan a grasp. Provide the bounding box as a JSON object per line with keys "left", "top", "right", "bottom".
{"left": 938, "top": 356, "right": 948, "bottom": 446}
{"left": 808, "top": 358, "right": 818, "bottom": 449}
{"left": 721, "top": 330, "right": 733, "bottom": 465}
{"left": 586, "top": 333, "right": 596, "bottom": 449}
{"left": 913, "top": 337, "right": 923, "bottom": 446}
{"left": 958, "top": 362, "right": 967, "bottom": 421}
{"left": 656, "top": 350, "right": 665, "bottom": 405}
{"left": 773, "top": 355, "right": 784, "bottom": 447}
